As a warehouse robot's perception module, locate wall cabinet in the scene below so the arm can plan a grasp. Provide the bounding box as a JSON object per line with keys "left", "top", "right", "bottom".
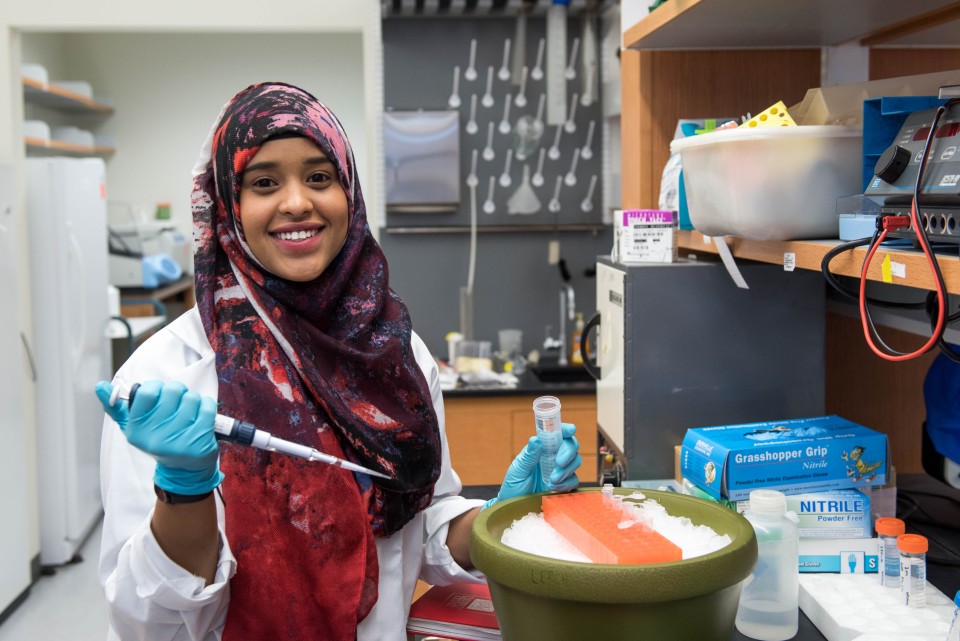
{"left": 620, "top": 0, "right": 960, "bottom": 474}
{"left": 444, "top": 393, "right": 598, "bottom": 486}
{"left": 22, "top": 77, "right": 115, "bottom": 158}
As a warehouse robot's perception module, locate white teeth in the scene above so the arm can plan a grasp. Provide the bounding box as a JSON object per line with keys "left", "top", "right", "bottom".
{"left": 274, "top": 229, "right": 319, "bottom": 241}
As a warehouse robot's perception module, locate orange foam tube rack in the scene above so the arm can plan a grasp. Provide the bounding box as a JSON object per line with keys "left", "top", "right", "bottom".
{"left": 542, "top": 492, "right": 682, "bottom": 565}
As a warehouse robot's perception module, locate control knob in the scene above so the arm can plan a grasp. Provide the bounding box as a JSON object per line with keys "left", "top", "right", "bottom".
{"left": 874, "top": 145, "right": 911, "bottom": 184}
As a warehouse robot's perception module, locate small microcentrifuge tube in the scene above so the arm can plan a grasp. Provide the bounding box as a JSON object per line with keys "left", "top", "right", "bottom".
{"left": 514, "top": 66, "right": 529, "bottom": 108}
{"left": 483, "top": 176, "right": 496, "bottom": 215}
{"left": 499, "top": 95, "right": 512, "bottom": 135}
{"left": 499, "top": 149, "right": 514, "bottom": 188}
{"left": 464, "top": 39, "right": 478, "bottom": 82}
{"left": 483, "top": 123, "right": 495, "bottom": 161}
{"left": 548, "top": 124, "right": 563, "bottom": 160}
{"left": 564, "top": 148, "right": 580, "bottom": 187}
{"left": 530, "top": 38, "right": 545, "bottom": 81}
{"left": 602, "top": 483, "right": 614, "bottom": 498}
{"left": 564, "top": 36, "right": 580, "bottom": 81}
{"left": 532, "top": 396, "right": 562, "bottom": 484}
{"left": 580, "top": 120, "right": 596, "bottom": 160}
{"left": 564, "top": 93, "right": 579, "bottom": 134}
{"left": 498, "top": 38, "right": 512, "bottom": 82}
{"left": 481, "top": 66, "right": 495, "bottom": 108}
{"left": 465, "top": 94, "right": 478, "bottom": 135}
{"left": 548, "top": 175, "right": 562, "bottom": 213}
{"left": 532, "top": 148, "right": 546, "bottom": 187}
{"left": 448, "top": 65, "right": 461, "bottom": 109}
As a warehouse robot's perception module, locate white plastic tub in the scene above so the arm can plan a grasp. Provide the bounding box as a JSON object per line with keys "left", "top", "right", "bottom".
{"left": 670, "top": 126, "right": 862, "bottom": 241}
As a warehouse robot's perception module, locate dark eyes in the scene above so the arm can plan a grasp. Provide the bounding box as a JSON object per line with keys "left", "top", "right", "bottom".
{"left": 245, "top": 171, "right": 333, "bottom": 191}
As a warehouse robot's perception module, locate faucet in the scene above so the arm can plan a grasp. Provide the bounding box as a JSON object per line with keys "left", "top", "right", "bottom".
{"left": 558, "top": 284, "right": 575, "bottom": 366}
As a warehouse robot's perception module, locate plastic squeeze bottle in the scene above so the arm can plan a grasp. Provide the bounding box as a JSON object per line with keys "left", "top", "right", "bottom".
{"left": 735, "top": 489, "right": 800, "bottom": 641}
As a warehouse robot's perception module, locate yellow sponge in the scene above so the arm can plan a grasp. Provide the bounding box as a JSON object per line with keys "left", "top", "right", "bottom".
{"left": 740, "top": 101, "right": 797, "bottom": 128}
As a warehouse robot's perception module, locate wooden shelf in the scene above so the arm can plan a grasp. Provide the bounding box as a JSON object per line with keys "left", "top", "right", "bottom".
{"left": 25, "top": 136, "right": 115, "bottom": 159}
{"left": 624, "top": 0, "right": 960, "bottom": 50}
{"left": 22, "top": 77, "right": 114, "bottom": 114}
{"left": 678, "top": 230, "right": 960, "bottom": 295}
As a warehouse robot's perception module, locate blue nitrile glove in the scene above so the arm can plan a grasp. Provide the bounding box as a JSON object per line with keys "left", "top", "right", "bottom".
{"left": 95, "top": 380, "right": 223, "bottom": 496}
{"left": 482, "top": 422, "right": 581, "bottom": 509}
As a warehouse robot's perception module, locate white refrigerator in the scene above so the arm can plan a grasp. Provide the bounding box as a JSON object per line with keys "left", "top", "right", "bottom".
{"left": 27, "top": 157, "right": 111, "bottom": 566}
{"left": 0, "top": 163, "right": 32, "bottom": 611}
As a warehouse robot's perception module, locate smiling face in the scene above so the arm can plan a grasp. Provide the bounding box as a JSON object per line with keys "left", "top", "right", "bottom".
{"left": 238, "top": 136, "right": 349, "bottom": 282}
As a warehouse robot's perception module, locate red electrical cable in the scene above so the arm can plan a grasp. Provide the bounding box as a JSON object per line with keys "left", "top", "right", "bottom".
{"left": 859, "top": 199, "right": 946, "bottom": 361}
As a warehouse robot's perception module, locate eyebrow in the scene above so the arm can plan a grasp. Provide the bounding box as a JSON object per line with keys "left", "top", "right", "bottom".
{"left": 244, "top": 156, "right": 334, "bottom": 173}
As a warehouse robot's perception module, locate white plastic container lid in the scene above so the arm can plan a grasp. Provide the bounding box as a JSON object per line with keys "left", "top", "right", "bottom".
{"left": 670, "top": 125, "right": 862, "bottom": 153}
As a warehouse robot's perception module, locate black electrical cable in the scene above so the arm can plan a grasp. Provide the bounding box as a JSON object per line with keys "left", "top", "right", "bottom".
{"left": 821, "top": 235, "right": 928, "bottom": 310}
{"left": 857, "top": 103, "right": 954, "bottom": 359}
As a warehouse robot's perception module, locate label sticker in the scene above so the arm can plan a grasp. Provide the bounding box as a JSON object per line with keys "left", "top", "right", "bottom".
{"left": 784, "top": 253, "right": 796, "bottom": 272}
{"left": 881, "top": 254, "right": 892, "bottom": 283}
{"left": 890, "top": 261, "right": 906, "bottom": 279}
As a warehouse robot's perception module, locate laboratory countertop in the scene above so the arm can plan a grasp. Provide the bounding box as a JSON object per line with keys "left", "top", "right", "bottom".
{"left": 441, "top": 367, "right": 596, "bottom": 399}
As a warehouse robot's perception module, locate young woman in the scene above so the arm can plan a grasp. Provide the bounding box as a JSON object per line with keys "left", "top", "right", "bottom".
{"left": 95, "top": 82, "right": 581, "bottom": 641}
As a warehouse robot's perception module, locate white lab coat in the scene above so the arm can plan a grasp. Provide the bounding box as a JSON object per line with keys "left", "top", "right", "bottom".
{"left": 99, "top": 307, "right": 486, "bottom": 641}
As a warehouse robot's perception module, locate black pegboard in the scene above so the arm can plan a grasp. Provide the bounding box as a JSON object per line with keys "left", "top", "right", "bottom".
{"left": 383, "top": 16, "right": 603, "bottom": 228}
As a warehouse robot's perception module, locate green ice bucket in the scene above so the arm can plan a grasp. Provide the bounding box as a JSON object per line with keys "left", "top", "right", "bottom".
{"left": 470, "top": 488, "right": 758, "bottom": 641}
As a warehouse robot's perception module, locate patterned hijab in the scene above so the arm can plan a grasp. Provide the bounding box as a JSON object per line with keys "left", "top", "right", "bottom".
{"left": 191, "top": 82, "right": 442, "bottom": 640}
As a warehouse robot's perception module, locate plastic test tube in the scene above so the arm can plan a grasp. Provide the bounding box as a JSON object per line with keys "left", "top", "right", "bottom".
{"left": 875, "top": 517, "right": 905, "bottom": 588}
{"left": 898, "top": 533, "right": 928, "bottom": 607}
{"left": 532, "top": 395, "right": 562, "bottom": 485}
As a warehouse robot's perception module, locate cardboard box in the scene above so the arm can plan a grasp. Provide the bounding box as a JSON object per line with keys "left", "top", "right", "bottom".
{"left": 680, "top": 415, "right": 888, "bottom": 500}
{"left": 736, "top": 489, "right": 872, "bottom": 539}
{"left": 799, "top": 538, "right": 878, "bottom": 574}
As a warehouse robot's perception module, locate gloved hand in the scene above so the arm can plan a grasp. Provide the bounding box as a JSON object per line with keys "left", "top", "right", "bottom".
{"left": 483, "top": 422, "right": 581, "bottom": 509}
{"left": 95, "top": 380, "right": 223, "bottom": 496}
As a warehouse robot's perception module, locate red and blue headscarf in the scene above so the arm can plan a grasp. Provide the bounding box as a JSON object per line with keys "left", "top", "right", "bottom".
{"left": 191, "top": 82, "right": 441, "bottom": 640}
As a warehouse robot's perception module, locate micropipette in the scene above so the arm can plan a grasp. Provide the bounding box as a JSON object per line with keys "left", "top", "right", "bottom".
{"left": 109, "top": 384, "right": 392, "bottom": 480}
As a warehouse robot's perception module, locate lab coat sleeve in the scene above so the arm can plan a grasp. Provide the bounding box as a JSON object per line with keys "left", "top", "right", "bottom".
{"left": 410, "top": 333, "right": 488, "bottom": 586}
{"left": 99, "top": 314, "right": 236, "bottom": 641}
